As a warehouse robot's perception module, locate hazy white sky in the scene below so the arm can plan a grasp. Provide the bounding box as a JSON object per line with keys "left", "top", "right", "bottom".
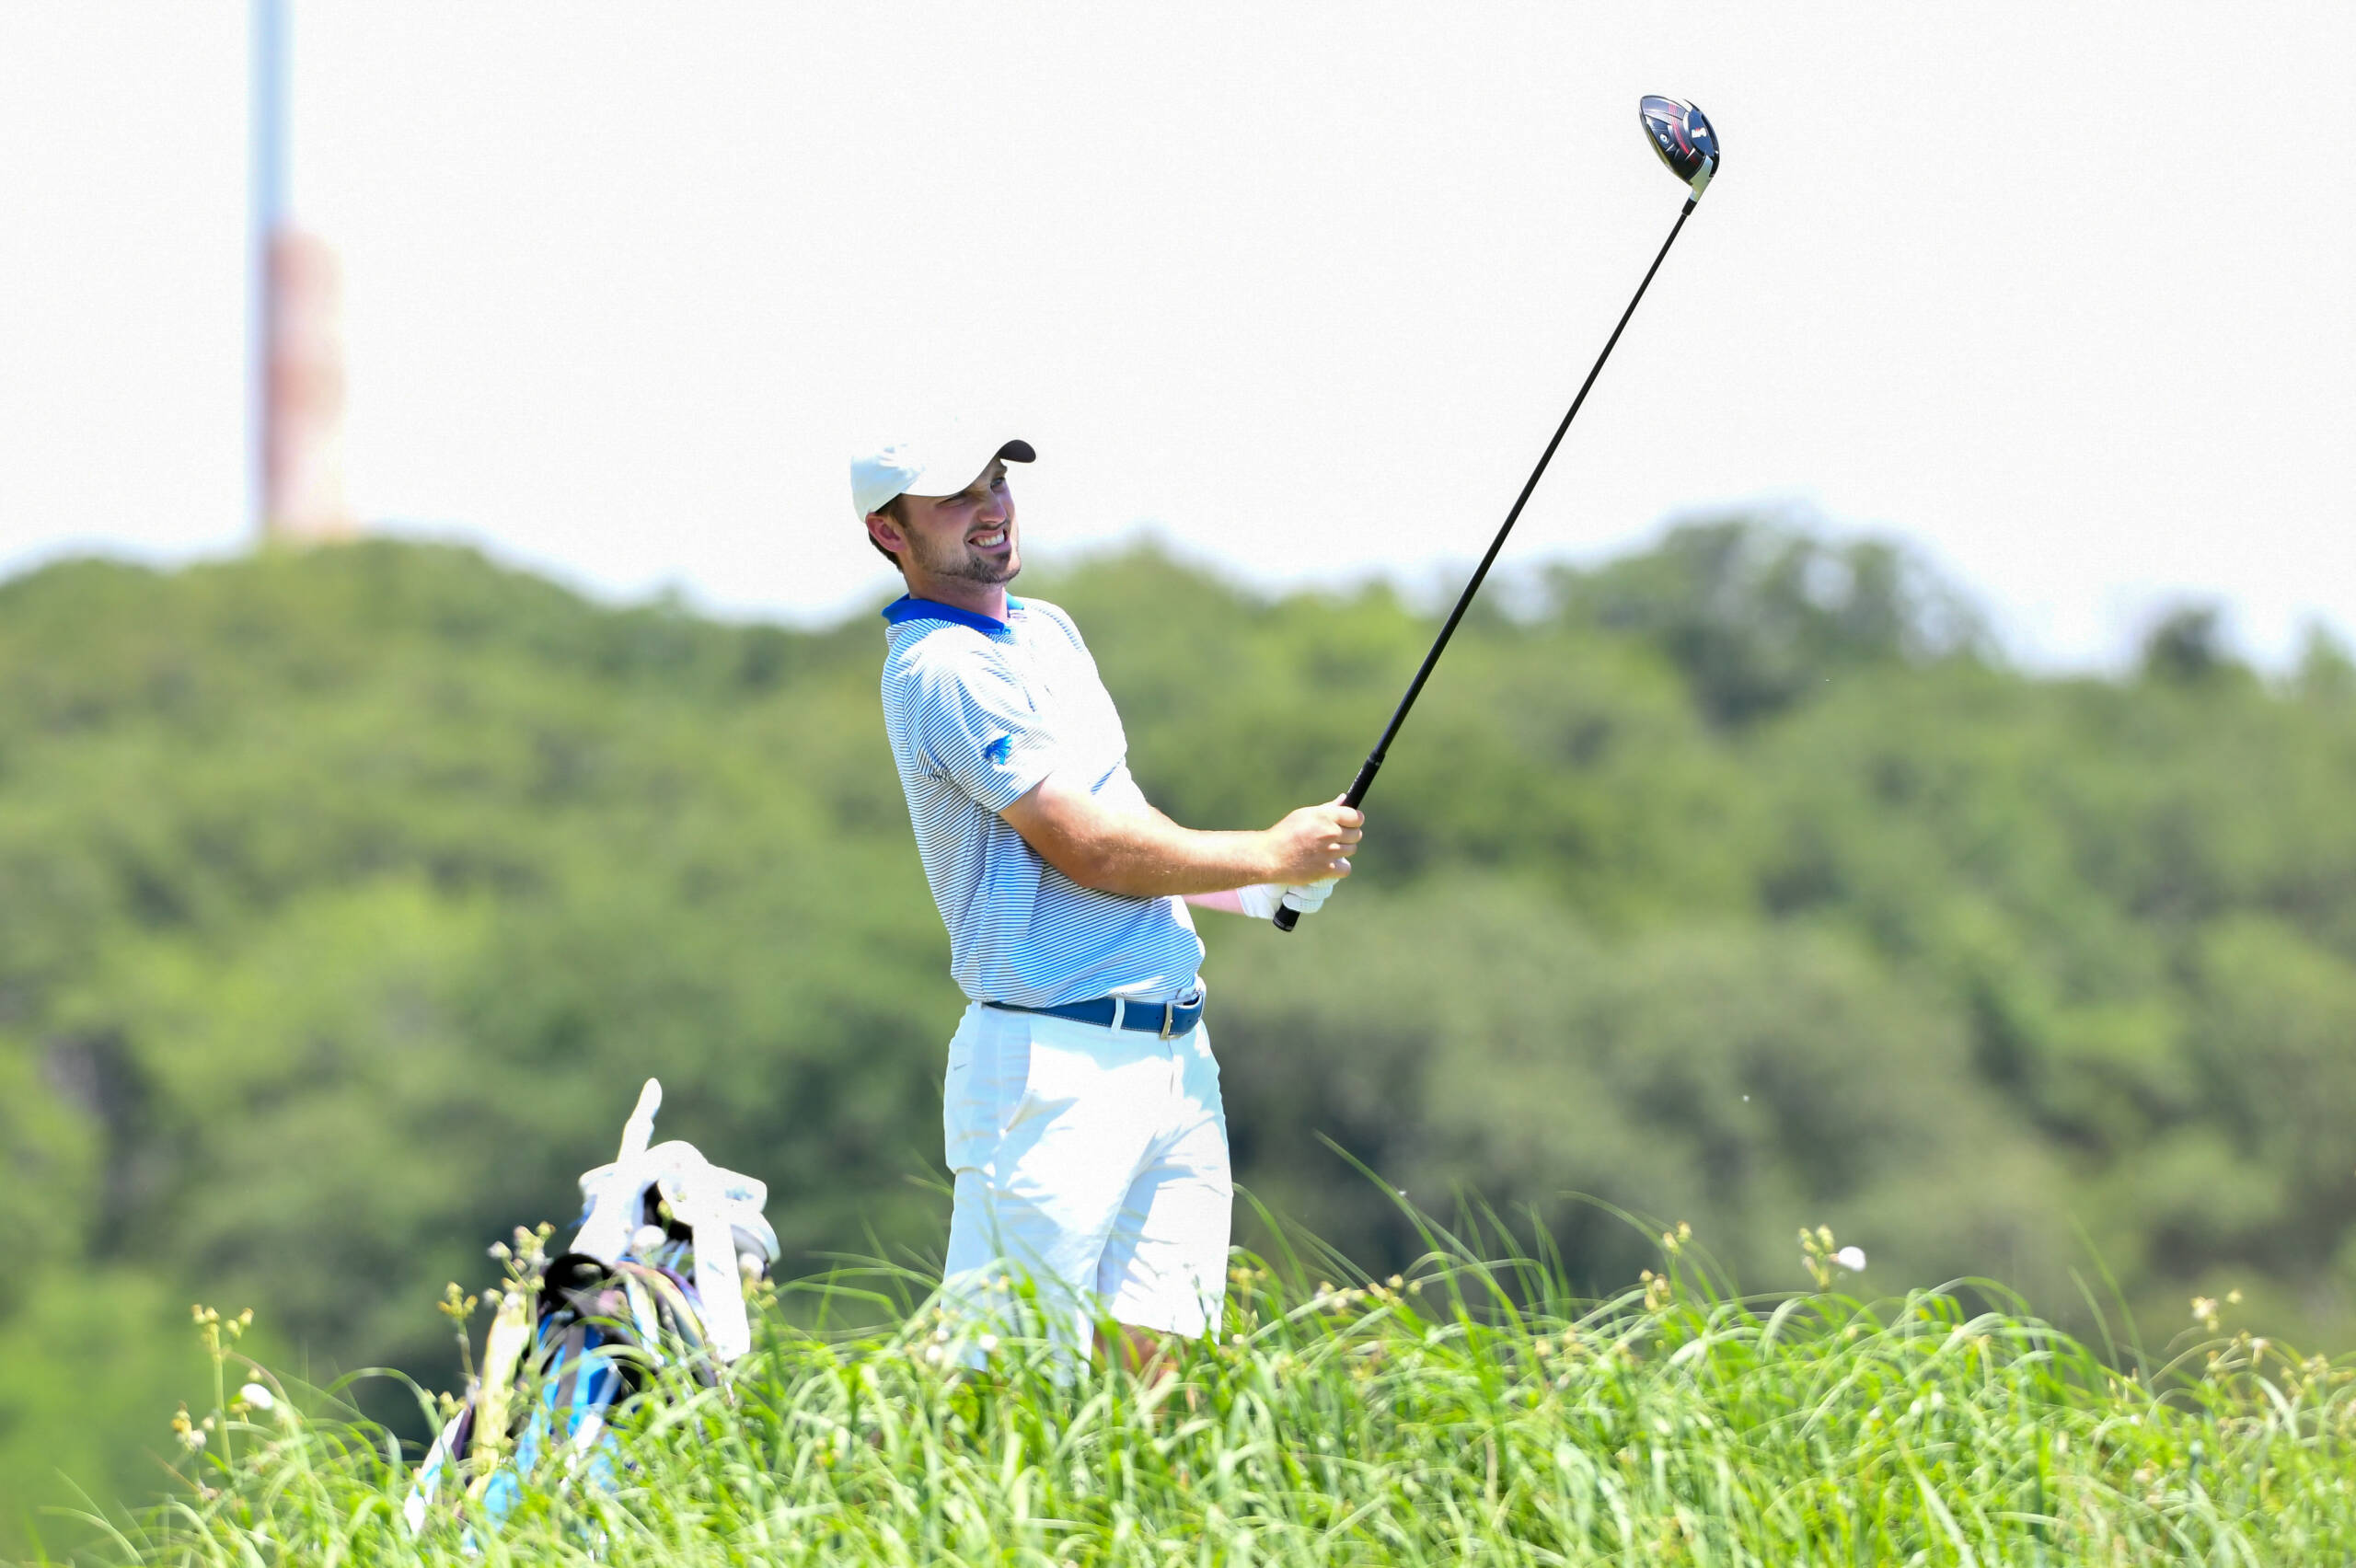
{"left": 4, "top": 2, "right": 2350, "bottom": 667}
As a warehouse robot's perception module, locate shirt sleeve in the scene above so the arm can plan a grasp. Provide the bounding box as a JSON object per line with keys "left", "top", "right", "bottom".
{"left": 911, "top": 642, "right": 1060, "bottom": 812}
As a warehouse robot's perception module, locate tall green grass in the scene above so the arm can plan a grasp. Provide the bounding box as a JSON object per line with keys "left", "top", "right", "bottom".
{"left": 59, "top": 1214, "right": 2356, "bottom": 1566}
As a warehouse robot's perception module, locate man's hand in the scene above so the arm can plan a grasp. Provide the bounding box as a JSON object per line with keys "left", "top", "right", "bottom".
{"left": 1234, "top": 878, "right": 1341, "bottom": 920}
{"left": 1261, "top": 796, "right": 1363, "bottom": 886}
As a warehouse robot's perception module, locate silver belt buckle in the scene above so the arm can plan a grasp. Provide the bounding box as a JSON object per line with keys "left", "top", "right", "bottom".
{"left": 1159, "top": 1001, "right": 1177, "bottom": 1039}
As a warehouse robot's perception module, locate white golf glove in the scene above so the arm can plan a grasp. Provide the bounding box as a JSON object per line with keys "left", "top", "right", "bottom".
{"left": 1237, "top": 878, "right": 1339, "bottom": 921}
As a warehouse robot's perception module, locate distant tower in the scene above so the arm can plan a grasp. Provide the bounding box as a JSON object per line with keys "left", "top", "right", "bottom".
{"left": 250, "top": 0, "right": 354, "bottom": 544}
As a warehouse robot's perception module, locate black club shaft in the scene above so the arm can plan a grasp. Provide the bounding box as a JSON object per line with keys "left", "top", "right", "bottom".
{"left": 1275, "top": 194, "right": 1700, "bottom": 932}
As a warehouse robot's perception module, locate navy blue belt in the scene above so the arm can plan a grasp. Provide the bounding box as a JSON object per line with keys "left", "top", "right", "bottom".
{"left": 984, "top": 988, "right": 1205, "bottom": 1039}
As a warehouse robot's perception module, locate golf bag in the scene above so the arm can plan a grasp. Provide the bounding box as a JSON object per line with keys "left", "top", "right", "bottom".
{"left": 403, "top": 1079, "right": 778, "bottom": 1533}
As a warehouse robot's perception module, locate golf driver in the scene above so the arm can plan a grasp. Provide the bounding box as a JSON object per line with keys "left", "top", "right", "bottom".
{"left": 1276, "top": 96, "right": 1720, "bottom": 931}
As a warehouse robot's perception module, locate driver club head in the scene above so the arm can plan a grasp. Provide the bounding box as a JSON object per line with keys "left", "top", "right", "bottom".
{"left": 1638, "top": 96, "right": 1719, "bottom": 199}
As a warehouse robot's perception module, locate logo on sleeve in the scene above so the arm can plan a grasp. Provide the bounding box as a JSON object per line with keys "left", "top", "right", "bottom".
{"left": 982, "top": 734, "right": 1013, "bottom": 765}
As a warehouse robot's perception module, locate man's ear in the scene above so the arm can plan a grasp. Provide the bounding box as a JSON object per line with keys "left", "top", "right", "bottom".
{"left": 864, "top": 511, "right": 905, "bottom": 559}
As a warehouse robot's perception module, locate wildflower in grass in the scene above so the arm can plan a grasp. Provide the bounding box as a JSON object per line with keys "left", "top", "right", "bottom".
{"left": 1798, "top": 1226, "right": 1863, "bottom": 1289}
{"left": 2193, "top": 1295, "right": 2222, "bottom": 1332}
{"left": 236, "top": 1383, "right": 275, "bottom": 1413}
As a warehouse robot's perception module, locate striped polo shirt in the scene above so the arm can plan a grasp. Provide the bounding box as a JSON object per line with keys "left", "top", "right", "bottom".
{"left": 879, "top": 594, "right": 1204, "bottom": 1009}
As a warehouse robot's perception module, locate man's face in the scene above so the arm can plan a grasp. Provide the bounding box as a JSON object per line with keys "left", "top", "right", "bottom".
{"left": 875, "top": 460, "right": 1020, "bottom": 585}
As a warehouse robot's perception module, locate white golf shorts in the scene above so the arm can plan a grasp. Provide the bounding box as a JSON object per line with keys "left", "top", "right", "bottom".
{"left": 940, "top": 997, "right": 1232, "bottom": 1349}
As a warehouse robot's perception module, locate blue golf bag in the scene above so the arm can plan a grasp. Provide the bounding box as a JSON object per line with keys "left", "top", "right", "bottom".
{"left": 403, "top": 1079, "right": 777, "bottom": 1534}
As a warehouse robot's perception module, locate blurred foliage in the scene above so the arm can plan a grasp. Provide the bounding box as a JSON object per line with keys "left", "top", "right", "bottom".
{"left": 4, "top": 524, "right": 2354, "bottom": 1548}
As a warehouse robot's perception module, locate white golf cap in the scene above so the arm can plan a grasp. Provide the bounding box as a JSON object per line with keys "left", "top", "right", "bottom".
{"left": 849, "top": 418, "right": 1035, "bottom": 522}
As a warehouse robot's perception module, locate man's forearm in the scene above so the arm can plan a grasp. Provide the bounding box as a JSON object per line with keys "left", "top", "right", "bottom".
{"left": 999, "top": 778, "right": 1276, "bottom": 898}
{"left": 999, "top": 772, "right": 1357, "bottom": 900}
{"left": 1047, "top": 809, "right": 1278, "bottom": 898}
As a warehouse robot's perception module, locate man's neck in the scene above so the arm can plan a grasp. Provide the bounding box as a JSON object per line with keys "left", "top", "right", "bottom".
{"left": 899, "top": 570, "right": 1009, "bottom": 624}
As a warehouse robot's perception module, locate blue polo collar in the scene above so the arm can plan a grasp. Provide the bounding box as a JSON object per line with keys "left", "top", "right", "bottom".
{"left": 880, "top": 595, "right": 1018, "bottom": 636}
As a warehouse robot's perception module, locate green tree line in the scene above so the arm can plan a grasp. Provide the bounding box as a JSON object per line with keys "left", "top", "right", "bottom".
{"left": 4, "top": 526, "right": 2352, "bottom": 1548}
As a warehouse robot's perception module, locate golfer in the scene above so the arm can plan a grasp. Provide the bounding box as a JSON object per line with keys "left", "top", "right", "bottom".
{"left": 854, "top": 422, "right": 1363, "bottom": 1364}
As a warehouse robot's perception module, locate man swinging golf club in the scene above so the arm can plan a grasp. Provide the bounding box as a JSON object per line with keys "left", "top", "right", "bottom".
{"left": 855, "top": 422, "right": 1362, "bottom": 1365}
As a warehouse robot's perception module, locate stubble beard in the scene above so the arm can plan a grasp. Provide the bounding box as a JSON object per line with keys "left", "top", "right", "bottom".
{"left": 908, "top": 530, "right": 1021, "bottom": 586}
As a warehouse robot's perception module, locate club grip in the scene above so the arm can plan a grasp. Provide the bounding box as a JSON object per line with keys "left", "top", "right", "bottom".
{"left": 1273, "top": 903, "right": 1302, "bottom": 933}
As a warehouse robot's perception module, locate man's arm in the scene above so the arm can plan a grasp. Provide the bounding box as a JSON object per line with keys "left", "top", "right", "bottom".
{"left": 999, "top": 772, "right": 1360, "bottom": 899}
{"left": 1138, "top": 803, "right": 1251, "bottom": 914}
{"left": 1140, "top": 810, "right": 1278, "bottom": 917}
